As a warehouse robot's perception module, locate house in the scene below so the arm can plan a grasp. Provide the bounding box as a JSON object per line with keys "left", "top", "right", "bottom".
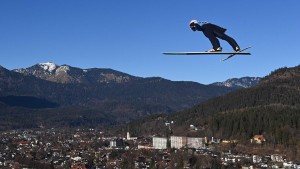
{"left": 271, "top": 154, "right": 284, "bottom": 162}
{"left": 283, "top": 162, "right": 293, "bottom": 168}
{"left": 138, "top": 143, "right": 153, "bottom": 149}
{"left": 189, "top": 125, "right": 198, "bottom": 131}
{"left": 222, "top": 139, "right": 238, "bottom": 144}
{"left": 241, "top": 165, "right": 253, "bottom": 169}
{"left": 187, "top": 137, "right": 204, "bottom": 148}
{"left": 252, "top": 155, "right": 262, "bottom": 163}
{"left": 252, "top": 135, "right": 266, "bottom": 144}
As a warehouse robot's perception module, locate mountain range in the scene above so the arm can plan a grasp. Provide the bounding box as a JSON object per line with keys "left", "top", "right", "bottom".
{"left": 0, "top": 62, "right": 260, "bottom": 130}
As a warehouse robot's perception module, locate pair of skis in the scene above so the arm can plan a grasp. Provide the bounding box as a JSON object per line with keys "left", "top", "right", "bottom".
{"left": 162, "top": 46, "right": 251, "bottom": 62}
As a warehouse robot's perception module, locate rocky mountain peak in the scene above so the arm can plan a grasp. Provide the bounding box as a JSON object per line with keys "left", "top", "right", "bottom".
{"left": 38, "top": 62, "right": 57, "bottom": 73}
{"left": 12, "top": 62, "right": 136, "bottom": 84}
{"left": 211, "top": 77, "right": 261, "bottom": 89}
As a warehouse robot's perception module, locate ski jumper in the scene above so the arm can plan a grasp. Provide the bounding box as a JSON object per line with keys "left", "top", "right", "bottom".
{"left": 192, "top": 21, "right": 240, "bottom": 51}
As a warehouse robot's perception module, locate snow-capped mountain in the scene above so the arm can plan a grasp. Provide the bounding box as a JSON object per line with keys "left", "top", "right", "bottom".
{"left": 211, "top": 77, "right": 261, "bottom": 88}
{"left": 14, "top": 62, "right": 135, "bottom": 84}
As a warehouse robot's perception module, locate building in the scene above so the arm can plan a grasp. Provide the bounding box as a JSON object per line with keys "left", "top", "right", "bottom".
{"left": 170, "top": 136, "right": 204, "bottom": 149}
{"left": 153, "top": 137, "right": 167, "bottom": 149}
{"left": 211, "top": 137, "right": 221, "bottom": 143}
{"left": 187, "top": 137, "right": 204, "bottom": 148}
{"left": 171, "top": 136, "right": 187, "bottom": 149}
{"left": 252, "top": 135, "right": 266, "bottom": 144}
{"left": 253, "top": 155, "right": 262, "bottom": 163}
{"left": 271, "top": 154, "right": 284, "bottom": 162}
{"left": 110, "top": 138, "right": 125, "bottom": 148}
{"left": 138, "top": 143, "right": 153, "bottom": 149}
{"left": 126, "top": 132, "right": 137, "bottom": 141}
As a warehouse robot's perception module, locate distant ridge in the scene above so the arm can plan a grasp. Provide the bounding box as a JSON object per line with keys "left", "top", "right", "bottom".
{"left": 0, "top": 62, "right": 249, "bottom": 130}
{"left": 211, "top": 77, "right": 261, "bottom": 88}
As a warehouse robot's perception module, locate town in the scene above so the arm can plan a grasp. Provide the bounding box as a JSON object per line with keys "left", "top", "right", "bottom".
{"left": 0, "top": 127, "right": 299, "bottom": 169}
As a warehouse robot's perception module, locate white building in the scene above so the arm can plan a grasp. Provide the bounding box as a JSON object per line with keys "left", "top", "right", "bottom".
{"left": 171, "top": 136, "right": 187, "bottom": 149}
{"left": 253, "top": 155, "right": 262, "bottom": 163}
{"left": 126, "top": 132, "right": 137, "bottom": 140}
{"left": 153, "top": 137, "right": 167, "bottom": 149}
{"left": 187, "top": 137, "right": 204, "bottom": 148}
{"left": 110, "top": 140, "right": 116, "bottom": 148}
{"left": 211, "top": 137, "right": 221, "bottom": 143}
{"left": 138, "top": 144, "right": 153, "bottom": 149}
{"left": 271, "top": 154, "right": 284, "bottom": 162}
{"left": 110, "top": 139, "right": 124, "bottom": 148}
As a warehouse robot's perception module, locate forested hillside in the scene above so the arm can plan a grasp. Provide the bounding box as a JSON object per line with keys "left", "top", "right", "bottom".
{"left": 127, "top": 65, "right": 300, "bottom": 147}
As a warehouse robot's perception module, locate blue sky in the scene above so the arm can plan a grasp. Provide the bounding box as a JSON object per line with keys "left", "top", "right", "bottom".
{"left": 1, "top": 1, "right": 299, "bottom": 84}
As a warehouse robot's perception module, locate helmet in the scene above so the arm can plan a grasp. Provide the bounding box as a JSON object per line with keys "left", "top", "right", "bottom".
{"left": 189, "top": 19, "right": 198, "bottom": 31}
{"left": 190, "top": 19, "right": 198, "bottom": 25}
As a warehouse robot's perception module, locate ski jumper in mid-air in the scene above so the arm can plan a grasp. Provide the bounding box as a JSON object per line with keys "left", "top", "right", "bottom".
{"left": 189, "top": 20, "right": 240, "bottom": 52}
